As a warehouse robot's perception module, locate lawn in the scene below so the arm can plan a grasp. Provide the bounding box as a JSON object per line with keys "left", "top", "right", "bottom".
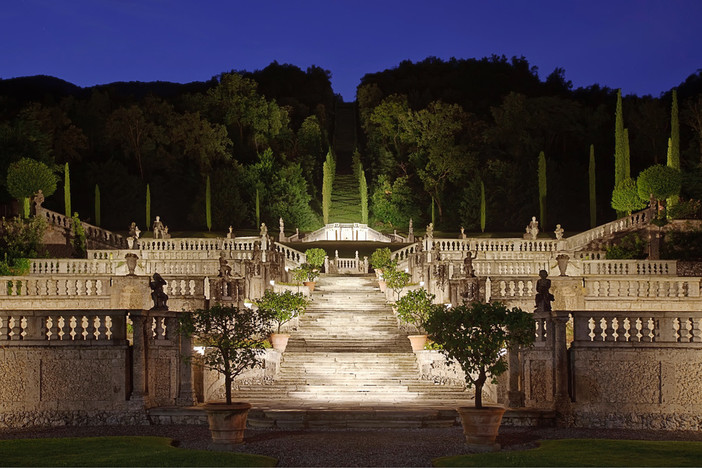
{"left": 433, "top": 439, "right": 702, "bottom": 467}
{"left": 0, "top": 436, "right": 277, "bottom": 467}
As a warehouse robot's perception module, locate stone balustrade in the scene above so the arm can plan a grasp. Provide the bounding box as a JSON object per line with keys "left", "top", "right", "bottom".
{"left": 30, "top": 258, "right": 115, "bottom": 275}
{"left": 473, "top": 260, "right": 550, "bottom": 277}
{"left": 0, "top": 309, "right": 128, "bottom": 343}
{"left": 571, "top": 310, "right": 702, "bottom": 344}
{"left": 0, "top": 276, "right": 110, "bottom": 298}
{"left": 584, "top": 278, "right": 699, "bottom": 299}
{"left": 582, "top": 259, "right": 676, "bottom": 276}
{"left": 565, "top": 208, "right": 652, "bottom": 251}
{"left": 38, "top": 207, "right": 128, "bottom": 249}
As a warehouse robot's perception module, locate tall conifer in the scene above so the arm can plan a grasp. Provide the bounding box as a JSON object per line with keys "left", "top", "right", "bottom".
{"left": 589, "top": 145, "right": 597, "bottom": 228}
{"left": 538, "top": 151, "right": 547, "bottom": 227}
{"left": 668, "top": 89, "right": 680, "bottom": 207}
{"left": 322, "top": 149, "right": 334, "bottom": 224}
{"left": 614, "top": 89, "right": 627, "bottom": 217}
{"left": 205, "top": 175, "right": 212, "bottom": 231}
{"left": 64, "top": 163, "right": 71, "bottom": 217}
{"left": 360, "top": 170, "right": 368, "bottom": 224}
{"left": 624, "top": 128, "right": 631, "bottom": 180}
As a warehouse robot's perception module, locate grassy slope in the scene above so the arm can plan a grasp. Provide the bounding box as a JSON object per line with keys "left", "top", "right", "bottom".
{"left": 329, "top": 173, "right": 361, "bottom": 224}
{"left": 434, "top": 439, "right": 702, "bottom": 467}
{"left": 0, "top": 436, "right": 277, "bottom": 467}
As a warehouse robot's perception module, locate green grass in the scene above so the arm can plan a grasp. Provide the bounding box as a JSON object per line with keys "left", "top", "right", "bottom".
{"left": 433, "top": 439, "right": 702, "bottom": 467}
{"left": 329, "top": 173, "right": 362, "bottom": 223}
{"left": 0, "top": 436, "right": 277, "bottom": 467}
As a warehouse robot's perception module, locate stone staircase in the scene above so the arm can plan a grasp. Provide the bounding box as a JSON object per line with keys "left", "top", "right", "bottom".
{"left": 230, "top": 274, "right": 472, "bottom": 428}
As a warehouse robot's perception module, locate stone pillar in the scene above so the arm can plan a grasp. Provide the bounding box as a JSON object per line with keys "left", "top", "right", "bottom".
{"left": 129, "top": 310, "right": 150, "bottom": 408}
{"left": 507, "top": 346, "right": 524, "bottom": 407}
{"left": 176, "top": 318, "right": 197, "bottom": 406}
{"left": 552, "top": 310, "right": 571, "bottom": 412}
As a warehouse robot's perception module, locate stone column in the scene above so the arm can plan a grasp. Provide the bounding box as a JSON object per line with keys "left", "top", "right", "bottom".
{"left": 507, "top": 346, "right": 524, "bottom": 407}
{"left": 552, "top": 310, "right": 571, "bottom": 412}
{"left": 129, "top": 310, "right": 150, "bottom": 408}
{"left": 176, "top": 316, "right": 197, "bottom": 406}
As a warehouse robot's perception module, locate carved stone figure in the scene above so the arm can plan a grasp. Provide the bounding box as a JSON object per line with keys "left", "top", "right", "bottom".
{"left": 226, "top": 226, "right": 234, "bottom": 239}
{"left": 33, "top": 189, "right": 44, "bottom": 210}
{"left": 426, "top": 223, "right": 434, "bottom": 240}
{"left": 279, "top": 217, "right": 284, "bottom": 234}
{"left": 460, "top": 227, "right": 466, "bottom": 239}
{"left": 524, "top": 216, "right": 539, "bottom": 240}
{"left": 408, "top": 218, "right": 415, "bottom": 242}
{"left": 128, "top": 222, "right": 141, "bottom": 240}
{"left": 260, "top": 223, "right": 268, "bottom": 238}
{"left": 218, "top": 252, "right": 232, "bottom": 278}
{"left": 535, "top": 270, "right": 554, "bottom": 313}
{"left": 163, "top": 226, "right": 171, "bottom": 239}
{"left": 149, "top": 273, "right": 168, "bottom": 310}
{"left": 463, "top": 251, "right": 475, "bottom": 277}
{"left": 554, "top": 224, "right": 564, "bottom": 240}
{"left": 152, "top": 216, "right": 164, "bottom": 239}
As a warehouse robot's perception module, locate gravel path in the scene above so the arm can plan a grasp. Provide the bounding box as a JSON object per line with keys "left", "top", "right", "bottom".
{"left": 3, "top": 424, "right": 702, "bottom": 467}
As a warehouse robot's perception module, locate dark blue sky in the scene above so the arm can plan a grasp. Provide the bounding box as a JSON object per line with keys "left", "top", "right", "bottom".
{"left": 2, "top": 0, "right": 701, "bottom": 101}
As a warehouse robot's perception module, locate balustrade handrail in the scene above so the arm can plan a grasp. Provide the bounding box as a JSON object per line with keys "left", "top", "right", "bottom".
{"left": 582, "top": 259, "right": 677, "bottom": 276}
{"left": 0, "top": 309, "right": 129, "bottom": 343}
{"left": 565, "top": 208, "right": 653, "bottom": 251}
{"left": 37, "top": 207, "right": 128, "bottom": 249}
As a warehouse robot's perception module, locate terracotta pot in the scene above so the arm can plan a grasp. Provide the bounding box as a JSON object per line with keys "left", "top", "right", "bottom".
{"left": 378, "top": 280, "right": 387, "bottom": 292}
{"left": 203, "top": 402, "right": 252, "bottom": 446}
{"left": 303, "top": 281, "right": 316, "bottom": 292}
{"left": 456, "top": 405, "right": 506, "bottom": 451}
{"left": 270, "top": 333, "right": 290, "bottom": 352}
{"left": 408, "top": 334, "right": 428, "bottom": 351}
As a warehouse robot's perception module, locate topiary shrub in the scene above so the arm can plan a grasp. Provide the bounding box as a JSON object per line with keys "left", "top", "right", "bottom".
{"left": 304, "top": 248, "right": 326, "bottom": 269}
{"left": 370, "top": 247, "right": 392, "bottom": 271}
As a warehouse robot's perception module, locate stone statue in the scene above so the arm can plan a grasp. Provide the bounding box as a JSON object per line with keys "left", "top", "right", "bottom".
{"left": 152, "top": 216, "right": 164, "bottom": 239}
{"left": 535, "top": 270, "right": 554, "bottom": 313}
{"left": 408, "top": 218, "right": 415, "bottom": 242}
{"left": 128, "top": 222, "right": 141, "bottom": 240}
{"left": 524, "top": 216, "right": 539, "bottom": 240}
{"left": 163, "top": 226, "right": 171, "bottom": 239}
{"left": 463, "top": 251, "right": 475, "bottom": 277}
{"left": 149, "top": 273, "right": 168, "bottom": 310}
{"left": 218, "top": 251, "right": 232, "bottom": 278}
{"left": 33, "top": 189, "right": 44, "bottom": 210}
{"left": 279, "top": 217, "right": 284, "bottom": 234}
{"left": 460, "top": 227, "right": 466, "bottom": 239}
{"left": 554, "top": 224, "right": 564, "bottom": 240}
{"left": 260, "top": 223, "right": 268, "bottom": 238}
{"left": 426, "top": 223, "right": 434, "bottom": 240}
{"left": 226, "top": 226, "right": 234, "bottom": 239}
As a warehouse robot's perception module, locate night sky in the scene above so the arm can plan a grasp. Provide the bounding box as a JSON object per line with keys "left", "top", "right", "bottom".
{"left": 2, "top": 0, "right": 701, "bottom": 101}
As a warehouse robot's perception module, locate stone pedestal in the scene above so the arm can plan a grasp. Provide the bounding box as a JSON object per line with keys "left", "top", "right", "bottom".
{"left": 111, "top": 276, "right": 150, "bottom": 309}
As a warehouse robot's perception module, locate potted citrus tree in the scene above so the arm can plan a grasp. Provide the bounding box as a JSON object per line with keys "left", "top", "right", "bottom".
{"left": 370, "top": 247, "right": 392, "bottom": 292}
{"left": 424, "top": 301, "right": 534, "bottom": 450}
{"left": 256, "top": 289, "right": 309, "bottom": 352}
{"left": 178, "top": 304, "right": 271, "bottom": 446}
{"left": 395, "top": 288, "right": 435, "bottom": 351}
{"left": 301, "top": 248, "right": 326, "bottom": 290}
{"left": 384, "top": 262, "right": 410, "bottom": 303}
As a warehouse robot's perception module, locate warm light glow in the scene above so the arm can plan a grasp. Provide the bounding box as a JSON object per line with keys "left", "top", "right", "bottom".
{"left": 419, "top": 281, "right": 424, "bottom": 287}
{"left": 193, "top": 346, "right": 205, "bottom": 356}
{"left": 270, "top": 280, "right": 275, "bottom": 286}
{"left": 244, "top": 301, "right": 253, "bottom": 308}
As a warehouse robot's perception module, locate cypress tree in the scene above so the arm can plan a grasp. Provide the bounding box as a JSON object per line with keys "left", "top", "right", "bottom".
{"left": 322, "top": 150, "right": 333, "bottom": 225}
{"left": 614, "top": 89, "right": 626, "bottom": 217}
{"left": 480, "top": 179, "right": 486, "bottom": 233}
{"left": 255, "top": 187, "right": 260, "bottom": 228}
{"left": 146, "top": 184, "right": 151, "bottom": 230}
{"left": 205, "top": 175, "right": 212, "bottom": 231}
{"left": 668, "top": 89, "right": 680, "bottom": 207}
{"left": 624, "top": 128, "right": 631, "bottom": 180}
{"left": 360, "top": 170, "right": 368, "bottom": 224}
{"left": 589, "top": 145, "right": 597, "bottom": 228}
{"left": 94, "top": 184, "right": 101, "bottom": 227}
{"left": 538, "top": 151, "right": 547, "bottom": 227}
{"left": 64, "top": 163, "right": 71, "bottom": 217}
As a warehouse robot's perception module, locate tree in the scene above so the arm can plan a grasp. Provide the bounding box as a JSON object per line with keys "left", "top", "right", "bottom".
{"left": 205, "top": 175, "right": 212, "bottom": 231}
{"left": 178, "top": 305, "right": 271, "bottom": 405}
{"left": 371, "top": 175, "right": 420, "bottom": 228}
{"left": 6, "top": 158, "right": 58, "bottom": 218}
{"left": 322, "top": 149, "right": 334, "bottom": 224}
{"left": 146, "top": 184, "right": 151, "bottom": 230}
{"left": 424, "top": 302, "right": 534, "bottom": 408}
{"left": 611, "top": 178, "right": 646, "bottom": 214}
{"left": 71, "top": 212, "right": 86, "bottom": 258}
{"left": 668, "top": 90, "right": 680, "bottom": 207}
{"left": 614, "top": 89, "right": 627, "bottom": 217}
{"left": 94, "top": 184, "right": 101, "bottom": 227}
{"left": 588, "top": 145, "right": 596, "bottom": 228}
{"left": 637, "top": 164, "right": 682, "bottom": 211}
{"left": 255, "top": 290, "right": 309, "bottom": 334}
{"left": 63, "top": 162, "right": 71, "bottom": 217}
{"left": 538, "top": 151, "right": 547, "bottom": 227}
{"left": 360, "top": 169, "right": 368, "bottom": 224}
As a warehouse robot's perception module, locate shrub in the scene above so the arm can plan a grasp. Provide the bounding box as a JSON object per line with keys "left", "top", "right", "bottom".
{"left": 662, "top": 230, "right": 702, "bottom": 260}
{"left": 396, "top": 288, "right": 436, "bottom": 331}
{"left": 611, "top": 178, "right": 646, "bottom": 214}
{"left": 0, "top": 215, "right": 48, "bottom": 263}
{"left": 370, "top": 247, "right": 392, "bottom": 271}
{"left": 304, "top": 248, "right": 326, "bottom": 269}
{"left": 668, "top": 199, "right": 702, "bottom": 220}
{"left": 605, "top": 233, "right": 647, "bottom": 259}
{"left": 637, "top": 164, "right": 682, "bottom": 203}
{"left": 255, "top": 290, "right": 309, "bottom": 334}
{"left": 383, "top": 263, "right": 410, "bottom": 302}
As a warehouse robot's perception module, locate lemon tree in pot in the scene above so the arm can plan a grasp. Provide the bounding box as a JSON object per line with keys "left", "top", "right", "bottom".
{"left": 395, "top": 288, "right": 435, "bottom": 351}
{"left": 178, "top": 304, "right": 271, "bottom": 446}
{"left": 424, "top": 301, "right": 534, "bottom": 450}
{"left": 301, "top": 248, "right": 326, "bottom": 291}
{"left": 370, "top": 247, "right": 392, "bottom": 292}
{"left": 255, "top": 289, "right": 309, "bottom": 352}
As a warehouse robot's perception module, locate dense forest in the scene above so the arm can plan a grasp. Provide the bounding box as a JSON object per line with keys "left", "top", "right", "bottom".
{"left": 1, "top": 56, "right": 701, "bottom": 234}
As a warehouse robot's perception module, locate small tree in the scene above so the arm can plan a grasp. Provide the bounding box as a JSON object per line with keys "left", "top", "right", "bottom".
{"left": 6, "top": 158, "right": 58, "bottom": 218}
{"left": 0, "top": 215, "right": 48, "bottom": 264}
{"left": 304, "top": 248, "right": 326, "bottom": 269}
{"left": 71, "top": 212, "right": 86, "bottom": 258}
{"left": 383, "top": 263, "right": 410, "bottom": 302}
{"left": 370, "top": 247, "right": 392, "bottom": 272}
{"left": 611, "top": 178, "right": 646, "bottom": 214}
{"left": 293, "top": 263, "right": 320, "bottom": 283}
{"left": 637, "top": 164, "right": 682, "bottom": 213}
{"left": 178, "top": 305, "right": 271, "bottom": 405}
{"left": 256, "top": 290, "right": 309, "bottom": 334}
{"left": 424, "top": 302, "right": 534, "bottom": 408}
{"left": 360, "top": 170, "right": 368, "bottom": 224}
{"left": 396, "top": 288, "right": 435, "bottom": 331}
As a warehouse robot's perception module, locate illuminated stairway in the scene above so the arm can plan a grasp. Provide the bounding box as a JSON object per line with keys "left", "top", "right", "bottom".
{"left": 232, "top": 275, "right": 473, "bottom": 428}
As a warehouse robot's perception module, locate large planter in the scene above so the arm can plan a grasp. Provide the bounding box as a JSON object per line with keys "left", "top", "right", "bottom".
{"left": 303, "top": 281, "right": 316, "bottom": 292}
{"left": 203, "top": 402, "right": 252, "bottom": 446}
{"left": 456, "top": 406, "right": 506, "bottom": 451}
{"left": 408, "top": 334, "right": 428, "bottom": 351}
{"left": 378, "top": 280, "right": 387, "bottom": 293}
{"left": 270, "top": 333, "right": 290, "bottom": 352}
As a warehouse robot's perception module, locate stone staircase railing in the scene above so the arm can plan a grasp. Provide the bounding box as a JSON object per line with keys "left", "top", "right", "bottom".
{"left": 565, "top": 208, "right": 653, "bottom": 251}
{"left": 37, "top": 207, "right": 128, "bottom": 249}
{"left": 582, "top": 259, "right": 677, "bottom": 276}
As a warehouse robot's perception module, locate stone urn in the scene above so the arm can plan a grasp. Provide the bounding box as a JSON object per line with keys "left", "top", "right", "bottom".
{"left": 270, "top": 333, "right": 290, "bottom": 352}
{"left": 556, "top": 254, "right": 570, "bottom": 276}
{"left": 407, "top": 334, "right": 428, "bottom": 351}
{"left": 456, "top": 406, "right": 506, "bottom": 451}
{"left": 303, "top": 281, "right": 316, "bottom": 292}
{"left": 203, "top": 402, "right": 252, "bottom": 446}
{"left": 378, "top": 279, "right": 387, "bottom": 293}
